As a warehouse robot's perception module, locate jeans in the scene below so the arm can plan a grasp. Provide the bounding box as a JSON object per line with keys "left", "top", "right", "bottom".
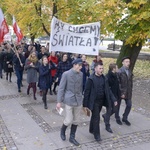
{"left": 15, "top": 70, "right": 23, "bottom": 90}
{"left": 115, "top": 99, "right": 132, "bottom": 120}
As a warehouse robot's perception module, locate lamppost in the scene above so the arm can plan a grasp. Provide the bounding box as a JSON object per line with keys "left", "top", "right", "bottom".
{"left": 113, "top": 38, "right": 115, "bottom": 51}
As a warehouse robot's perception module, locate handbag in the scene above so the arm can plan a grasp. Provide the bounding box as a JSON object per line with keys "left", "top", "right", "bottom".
{"left": 8, "top": 64, "right": 13, "bottom": 68}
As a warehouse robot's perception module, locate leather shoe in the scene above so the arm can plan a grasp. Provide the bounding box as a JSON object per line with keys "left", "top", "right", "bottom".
{"left": 106, "top": 126, "right": 113, "bottom": 133}
{"left": 95, "top": 137, "right": 102, "bottom": 143}
{"left": 53, "top": 90, "right": 57, "bottom": 95}
{"left": 116, "top": 120, "right": 122, "bottom": 125}
{"left": 18, "top": 89, "right": 21, "bottom": 93}
{"left": 122, "top": 119, "right": 131, "bottom": 126}
{"left": 44, "top": 105, "right": 48, "bottom": 109}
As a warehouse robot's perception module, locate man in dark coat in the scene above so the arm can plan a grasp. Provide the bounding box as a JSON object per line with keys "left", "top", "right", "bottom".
{"left": 38, "top": 46, "right": 49, "bottom": 60}
{"left": 13, "top": 47, "right": 25, "bottom": 92}
{"left": 116, "top": 57, "right": 133, "bottom": 126}
{"left": 102, "top": 63, "right": 120, "bottom": 133}
{"left": 83, "top": 62, "right": 116, "bottom": 142}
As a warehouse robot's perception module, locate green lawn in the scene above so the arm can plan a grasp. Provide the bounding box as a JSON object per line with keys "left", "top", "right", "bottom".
{"left": 141, "top": 48, "right": 150, "bottom": 53}
{"left": 87, "top": 57, "right": 150, "bottom": 79}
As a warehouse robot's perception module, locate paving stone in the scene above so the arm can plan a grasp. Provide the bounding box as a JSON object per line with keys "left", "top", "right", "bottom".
{"left": 0, "top": 115, "right": 18, "bottom": 150}
{"left": 0, "top": 74, "right": 150, "bottom": 150}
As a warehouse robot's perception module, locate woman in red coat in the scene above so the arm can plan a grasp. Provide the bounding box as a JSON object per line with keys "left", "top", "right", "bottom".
{"left": 48, "top": 51, "right": 58, "bottom": 95}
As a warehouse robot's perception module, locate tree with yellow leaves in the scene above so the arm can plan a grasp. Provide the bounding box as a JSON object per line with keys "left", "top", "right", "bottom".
{"left": 57, "top": 0, "right": 150, "bottom": 71}
{"left": 0, "top": 0, "right": 53, "bottom": 42}
{"left": 1, "top": 0, "right": 150, "bottom": 71}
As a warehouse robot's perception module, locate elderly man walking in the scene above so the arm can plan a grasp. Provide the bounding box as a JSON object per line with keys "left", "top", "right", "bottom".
{"left": 116, "top": 57, "right": 133, "bottom": 126}
{"left": 56, "top": 58, "right": 83, "bottom": 146}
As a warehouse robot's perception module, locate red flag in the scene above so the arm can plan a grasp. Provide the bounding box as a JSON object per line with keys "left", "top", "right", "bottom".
{"left": 0, "top": 8, "right": 9, "bottom": 43}
{"left": 13, "top": 16, "right": 23, "bottom": 43}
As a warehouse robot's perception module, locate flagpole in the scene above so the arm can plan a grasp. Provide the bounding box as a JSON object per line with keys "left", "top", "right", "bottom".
{"left": 11, "top": 39, "right": 23, "bottom": 67}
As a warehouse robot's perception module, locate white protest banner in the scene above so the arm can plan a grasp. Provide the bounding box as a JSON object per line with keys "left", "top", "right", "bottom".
{"left": 50, "top": 17, "right": 100, "bottom": 55}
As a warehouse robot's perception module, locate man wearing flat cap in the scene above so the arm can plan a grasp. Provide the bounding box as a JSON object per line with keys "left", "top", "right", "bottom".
{"left": 116, "top": 56, "right": 133, "bottom": 126}
{"left": 56, "top": 58, "right": 83, "bottom": 146}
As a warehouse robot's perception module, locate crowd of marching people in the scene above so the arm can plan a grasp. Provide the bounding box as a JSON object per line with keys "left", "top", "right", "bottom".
{"left": 0, "top": 41, "right": 133, "bottom": 146}
{"left": 0, "top": 41, "right": 91, "bottom": 109}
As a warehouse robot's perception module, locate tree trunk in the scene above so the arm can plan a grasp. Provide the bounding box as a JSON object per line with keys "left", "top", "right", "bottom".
{"left": 34, "top": 2, "right": 50, "bottom": 36}
{"left": 117, "top": 41, "right": 142, "bottom": 72}
{"left": 30, "top": 34, "right": 35, "bottom": 44}
{"left": 52, "top": 0, "right": 57, "bottom": 17}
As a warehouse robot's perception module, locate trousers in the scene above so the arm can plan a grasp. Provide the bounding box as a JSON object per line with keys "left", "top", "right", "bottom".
{"left": 15, "top": 70, "right": 23, "bottom": 90}
{"left": 103, "top": 100, "right": 118, "bottom": 126}
{"left": 89, "top": 100, "right": 103, "bottom": 138}
{"left": 115, "top": 99, "right": 132, "bottom": 120}
{"left": 63, "top": 105, "right": 82, "bottom": 126}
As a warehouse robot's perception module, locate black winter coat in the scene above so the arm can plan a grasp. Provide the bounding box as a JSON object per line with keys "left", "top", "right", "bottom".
{"left": 38, "top": 64, "right": 52, "bottom": 90}
{"left": 106, "top": 71, "right": 120, "bottom": 100}
{"left": 3, "top": 52, "right": 14, "bottom": 72}
{"left": 83, "top": 73, "right": 116, "bottom": 111}
{"left": 0, "top": 51, "right": 4, "bottom": 64}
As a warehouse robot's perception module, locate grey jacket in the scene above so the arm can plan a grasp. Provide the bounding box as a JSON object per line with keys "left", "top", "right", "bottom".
{"left": 25, "top": 59, "right": 39, "bottom": 84}
{"left": 57, "top": 68, "right": 83, "bottom": 106}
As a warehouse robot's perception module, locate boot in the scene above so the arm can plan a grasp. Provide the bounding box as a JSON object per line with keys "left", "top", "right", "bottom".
{"left": 49, "top": 90, "right": 53, "bottom": 95}
{"left": 27, "top": 88, "right": 30, "bottom": 95}
{"left": 43, "top": 96, "right": 48, "bottom": 109}
{"left": 27, "top": 85, "right": 31, "bottom": 95}
{"left": 60, "top": 124, "right": 67, "bottom": 141}
{"left": 53, "top": 82, "right": 57, "bottom": 95}
{"left": 43, "top": 90, "right": 48, "bottom": 109}
{"left": 69, "top": 124, "right": 80, "bottom": 146}
{"left": 18, "top": 89, "right": 21, "bottom": 93}
{"left": 6, "top": 73, "right": 8, "bottom": 80}
{"left": 9, "top": 73, "right": 12, "bottom": 82}
{"left": 44, "top": 103, "right": 48, "bottom": 109}
{"left": 53, "top": 90, "right": 57, "bottom": 95}
{"left": 32, "top": 83, "right": 37, "bottom": 100}
{"left": 33, "top": 95, "right": 37, "bottom": 100}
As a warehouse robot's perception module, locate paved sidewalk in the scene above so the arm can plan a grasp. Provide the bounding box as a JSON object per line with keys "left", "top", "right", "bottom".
{"left": 0, "top": 73, "right": 150, "bottom": 150}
